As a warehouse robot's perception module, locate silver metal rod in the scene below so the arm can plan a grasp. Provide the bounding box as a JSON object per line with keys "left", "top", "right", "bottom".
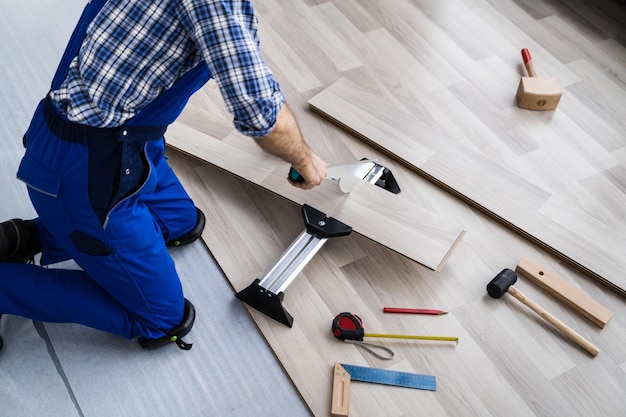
{"left": 272, "top": 236, "right": 327, "bottom": 294}
{"left": 258, "top": 230, "right": 311, "bottom": 289}
{"left": 257, "top": 229, "right": 328, "bottom": 294}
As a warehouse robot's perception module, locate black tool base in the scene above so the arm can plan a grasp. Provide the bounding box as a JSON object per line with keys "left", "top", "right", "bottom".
{"left": 235, "top": 279, "right": 294, "bottom": 327}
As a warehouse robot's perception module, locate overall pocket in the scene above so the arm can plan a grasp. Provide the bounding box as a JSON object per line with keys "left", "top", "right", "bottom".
{"left": 16, "top": 153, "right": 62, "bottom": 198}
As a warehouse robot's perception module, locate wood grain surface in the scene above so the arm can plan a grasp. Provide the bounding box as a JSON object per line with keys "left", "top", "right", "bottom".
{"left": 308, "top": 75, "right": 626, "bottom": 296}
{"left": 167, "top": 148, "right": 626, "bottom": 417}
{"left": 166, "top": 121, "right": 465, "bottom": 272}
{"left": 164, "top": 0, "right": 626, "bottom": 415}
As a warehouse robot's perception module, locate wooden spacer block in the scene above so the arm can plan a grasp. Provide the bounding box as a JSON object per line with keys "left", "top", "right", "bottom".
{"left": 331, "top": 362, "right": 351, "bottom": 417}
{"left": 515, "top": 258, "right": 613, "bottom": 328}
{"left": 516, "top": 77, "right": 562, "bottom": 110}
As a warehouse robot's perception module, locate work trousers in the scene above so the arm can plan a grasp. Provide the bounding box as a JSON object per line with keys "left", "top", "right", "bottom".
{"left": 0, "top": 0, "right": 211, "bottom": 341}
{"left": 0, "top": 98, "right": 197, "bottom": 340}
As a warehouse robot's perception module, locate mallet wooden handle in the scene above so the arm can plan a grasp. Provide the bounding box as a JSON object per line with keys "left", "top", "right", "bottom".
{"left": 506, "top": 286, "right": 600, "bottom": 357}
{"left": 521, "top": 48, "right": 537, "bottom": 77}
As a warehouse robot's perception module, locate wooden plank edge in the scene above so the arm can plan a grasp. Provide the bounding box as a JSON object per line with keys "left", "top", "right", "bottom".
{"left": 435, "top": 229, "right": 467, "bottom": 272}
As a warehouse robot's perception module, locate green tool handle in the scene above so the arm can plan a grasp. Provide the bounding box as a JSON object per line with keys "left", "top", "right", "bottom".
{"left": 288, "top": 167, "right": 304, "bottom": 183}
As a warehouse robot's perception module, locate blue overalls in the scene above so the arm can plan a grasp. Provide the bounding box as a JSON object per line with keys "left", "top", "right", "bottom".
{"left": 0, "top": 0, "right": 211, "bottom": 340}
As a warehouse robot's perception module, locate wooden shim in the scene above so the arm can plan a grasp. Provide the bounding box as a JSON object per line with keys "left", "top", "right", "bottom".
{"left": 515, "top": 258, "right": 614, "bottom": 328}
{"left": 331, "top": 362, "right": 351, "bottom": 417}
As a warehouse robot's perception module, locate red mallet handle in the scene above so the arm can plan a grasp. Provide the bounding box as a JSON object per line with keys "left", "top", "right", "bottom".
{"left": 521, "top": 48, "right": 537, "bottom": 77}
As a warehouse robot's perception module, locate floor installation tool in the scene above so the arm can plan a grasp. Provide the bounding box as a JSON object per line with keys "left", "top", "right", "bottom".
{"left": 515, "top": 258, "right": 613, "bottom": 328}
{"left": 289, "top": 159, "right": 400, "bottom": 194}
{"left": 516, "top": 48, "right": 562, "bottom": 110}
{"left": 235, "top": 205, "right": 352, "bottom": 327}
{"left": 237, "top": 161, "right": 401, "bottom": 326}
{"left": 487, "top": 269, "right": 600, "bottom": 356}
{"left": 331, "top": 362, "right": 436, "bottom": 417}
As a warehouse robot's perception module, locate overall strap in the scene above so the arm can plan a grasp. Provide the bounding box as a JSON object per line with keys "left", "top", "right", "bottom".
{"left": 49, "top": 0, "right": 213, "bottom": 140}
{"left": 50, "top": 0, "right": 109, "bottom": 90}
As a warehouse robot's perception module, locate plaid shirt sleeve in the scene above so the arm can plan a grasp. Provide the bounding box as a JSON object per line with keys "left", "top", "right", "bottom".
{"left": 177, "top": 0, "right": 284, "bottom": 137}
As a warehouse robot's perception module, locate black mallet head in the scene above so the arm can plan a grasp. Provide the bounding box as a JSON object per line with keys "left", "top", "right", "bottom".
{"left": 487, "top": 269, "right": 518, "bottom": 298}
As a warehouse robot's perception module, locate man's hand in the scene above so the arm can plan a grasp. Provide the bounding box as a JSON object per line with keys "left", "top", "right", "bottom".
{"left": 255, "top": 103, "right": 327, "bottom": 189}
{"left": 288, "top": 151, "right": 327, "bottom": 189}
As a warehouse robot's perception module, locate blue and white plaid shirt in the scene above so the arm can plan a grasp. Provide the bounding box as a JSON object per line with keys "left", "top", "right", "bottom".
{"left": 50, "top": 0, "right": 283, "bottom": 137}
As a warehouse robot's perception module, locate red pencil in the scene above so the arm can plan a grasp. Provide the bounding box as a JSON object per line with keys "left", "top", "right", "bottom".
{"left": 383, "top": 307, "right": 448, "bottom": 315}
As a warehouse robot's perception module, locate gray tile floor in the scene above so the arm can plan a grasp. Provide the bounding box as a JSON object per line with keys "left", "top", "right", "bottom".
{"left": 0, "top": 1, "right": 310, "bottom": 416}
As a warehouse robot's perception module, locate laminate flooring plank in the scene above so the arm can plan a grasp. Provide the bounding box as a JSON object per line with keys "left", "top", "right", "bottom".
{"left": 253, "top": 16, "right": 323, "bottom": 93}
{"left": 167, "top": 0, "right": 626, "bottom": 412}
{"left": 174, "top": 0, "right": 626, "bottom": 294}
{"left": 167, "top": 121, "right": 465, "bottom": 272}
{"left": 328, "top": 0, "right": 382, "bottom": 33}
{"left": 308, "top": 75, "right": 626, "bottom": 296}
{"left": 167, "top": 148, "right": 626, "bottom": 417}
{"left": 566, "top": 58, "right": 626, "bottom": 131}
{"left": 543, "top": 15, "right": 626, "bottom": 85}
{"left": 276, "top": 0, "right": 363, "bottom": 74}
{"left": 166, "top": 0, "right": 624, "bottom": 285}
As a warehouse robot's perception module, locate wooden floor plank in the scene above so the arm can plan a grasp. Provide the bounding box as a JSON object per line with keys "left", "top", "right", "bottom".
{"left": 167, "top": 147, "right": 626, "bottom": 417}
{"left": 165, "top": 0, "right": 626, "bottom": 415}
{"left": 166, "top": 121, "right": 466, "bottom": 273}
{"left": 308, "top": 75, "right": 626, "bottom": 296}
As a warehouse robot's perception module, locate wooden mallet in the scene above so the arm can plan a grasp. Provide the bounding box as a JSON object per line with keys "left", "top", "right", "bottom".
{"left": 516, "top": 48, "right": 562, "bottom": 110}
{"left": 487, "top": 269, "right": 600, "bottom": 357}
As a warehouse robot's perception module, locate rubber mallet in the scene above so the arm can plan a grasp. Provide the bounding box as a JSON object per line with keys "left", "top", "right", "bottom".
{"left": 516, "top": 48, "right": 562, "bottom": 111}
{"left": 487, "top": 269, "right": 600, "bottom": 357}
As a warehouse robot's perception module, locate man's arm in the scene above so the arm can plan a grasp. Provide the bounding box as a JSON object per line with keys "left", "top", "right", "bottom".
{"left": 255, "top": 103, "right": 327, "bottom": 190}
{"left": 177, "top": 4, "right": 325, "bottom": 188}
